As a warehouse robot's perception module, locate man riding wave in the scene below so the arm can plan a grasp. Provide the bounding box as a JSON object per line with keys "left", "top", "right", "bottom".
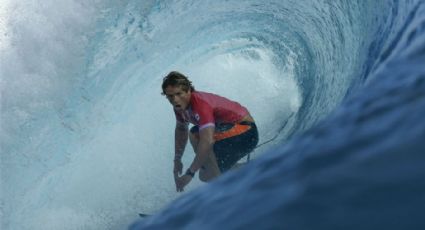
{"left": 162, "top": 71, "right": 259, "bottom": 192}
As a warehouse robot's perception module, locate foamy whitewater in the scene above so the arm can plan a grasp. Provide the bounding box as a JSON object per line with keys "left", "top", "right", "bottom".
{"left": 1, "top": 0, "right": 425, "bottom": 229}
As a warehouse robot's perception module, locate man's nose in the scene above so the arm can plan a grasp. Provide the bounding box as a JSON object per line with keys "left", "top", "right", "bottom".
{"left": 171, "top": 96, "right": 179, "bottom": 103}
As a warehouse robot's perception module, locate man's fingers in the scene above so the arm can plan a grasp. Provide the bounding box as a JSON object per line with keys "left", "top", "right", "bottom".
{"left": 177, "top": 186, "right": 184, "bottom": 192}
{"left": 175, "top": 177, "right": 185, "bottom": 192}
{"left": 174, "top": 175, "right": 181, "bottom": 192}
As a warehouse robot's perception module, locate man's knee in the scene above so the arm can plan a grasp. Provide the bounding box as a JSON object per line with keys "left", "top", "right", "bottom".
{"left": 198, "top": 167, "right": 219, "bottom": 182}
{"left": 198, "top": 168, "right": 207, "bottom": 182}
{"left": 199, "top": 173, "right": 210, "bottom": 182}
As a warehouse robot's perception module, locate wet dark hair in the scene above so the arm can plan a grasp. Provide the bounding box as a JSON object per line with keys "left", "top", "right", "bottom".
{"left": 161, "top": 71, "right": 195, "bottom": 95}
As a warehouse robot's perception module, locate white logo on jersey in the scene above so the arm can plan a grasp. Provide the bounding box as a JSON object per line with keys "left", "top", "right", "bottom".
{"left": 194, "top": 113, "right": 200, "bottom": 121}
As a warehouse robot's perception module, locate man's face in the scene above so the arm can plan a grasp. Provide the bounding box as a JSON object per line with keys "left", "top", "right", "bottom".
{"left": 164, "top": 85, "right": 191, "bottom": 111}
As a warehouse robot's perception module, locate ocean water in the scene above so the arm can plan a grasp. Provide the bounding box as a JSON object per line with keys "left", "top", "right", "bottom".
{"left": 1, "top": 0, "right": 425, "bottom": 229}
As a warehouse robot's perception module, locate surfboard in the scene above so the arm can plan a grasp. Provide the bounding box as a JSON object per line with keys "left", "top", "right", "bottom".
{"left": 139, "top": 213, "right": 149, "bottom": 218}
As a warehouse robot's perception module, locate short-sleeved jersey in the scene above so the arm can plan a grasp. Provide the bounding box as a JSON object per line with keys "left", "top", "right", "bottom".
{"left": 174, "top": 91, "right": 249, "bottom": 130}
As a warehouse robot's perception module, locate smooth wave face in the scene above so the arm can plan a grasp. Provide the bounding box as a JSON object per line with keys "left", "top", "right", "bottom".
{"left": 1, "top": 0, "right": 425, "bottom": 229}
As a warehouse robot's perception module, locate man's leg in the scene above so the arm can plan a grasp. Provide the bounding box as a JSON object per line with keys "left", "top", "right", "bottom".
{"left": 213, "top": 122, "right": 259, "bottom": 172}
{"left": 189, "top": 131, "right": 221, "bottom": 182}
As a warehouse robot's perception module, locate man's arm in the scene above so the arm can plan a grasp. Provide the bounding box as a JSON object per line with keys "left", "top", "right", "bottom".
{"left": 175, "top": 122, "right": 189, "bottom": 160}
{"left": 189, "top": 126, "right": 215, "bottom": 172}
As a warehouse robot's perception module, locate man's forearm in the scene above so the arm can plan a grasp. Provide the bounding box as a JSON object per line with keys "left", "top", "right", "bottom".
{"left": 190, "top": 138, "right": 213, "bottom": 172}
{"left": 175, "top": 125, "right": 188, "bottom": 159}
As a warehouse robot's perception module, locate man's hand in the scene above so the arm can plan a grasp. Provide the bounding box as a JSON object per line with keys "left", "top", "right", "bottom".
{"left": 173, "top": 160, "right": 183, "bottom": 191}
{"left": 175, "top": 174, "right": 192, "bottom": 192}
{"left": 173, "top": 160, "right": 183, "bottom": 175}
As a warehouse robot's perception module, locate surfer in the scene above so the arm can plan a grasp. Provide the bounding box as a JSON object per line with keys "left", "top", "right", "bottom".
{"left": 162, "top": 71, "right": 259, "bottom": 192}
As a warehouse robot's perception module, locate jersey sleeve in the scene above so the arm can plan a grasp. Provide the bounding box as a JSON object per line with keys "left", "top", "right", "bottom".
{"left": 192, "top": 99, "right": 215, "bottom": 130}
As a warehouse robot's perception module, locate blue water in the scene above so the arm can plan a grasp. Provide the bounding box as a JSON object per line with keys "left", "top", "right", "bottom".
{"left": 1, "top": 0, "right": 425, "bottom": 229}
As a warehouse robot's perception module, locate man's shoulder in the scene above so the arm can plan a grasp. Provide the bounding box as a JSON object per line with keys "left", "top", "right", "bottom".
{"left": 192, "top": 90, "right": 211, "bottom": 97}
{"left": 190, "top": 91, "right": 217, "bottom": 110}
{"left": 192, "top": 91, "right": 223, "bottom": 100}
